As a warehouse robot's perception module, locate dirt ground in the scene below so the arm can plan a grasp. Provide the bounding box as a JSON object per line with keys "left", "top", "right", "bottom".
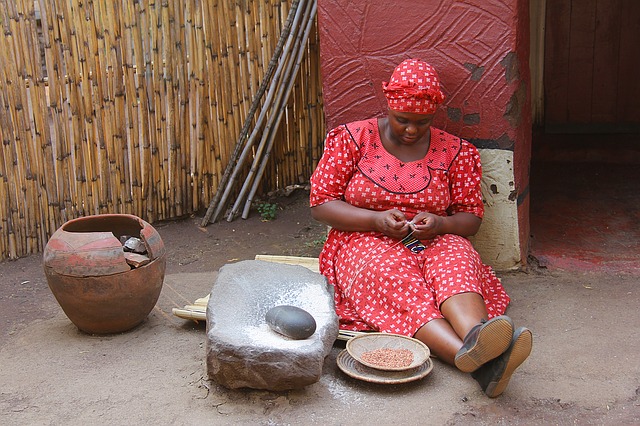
{"left": 1, "top": 188, "right": 639, "bottom": 425}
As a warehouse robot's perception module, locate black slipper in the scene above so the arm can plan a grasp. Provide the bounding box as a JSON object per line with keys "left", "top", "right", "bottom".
{"left": 471, "top": 326, "right": 533, "bottom": 398}
{"left": 454, "top": 315, "right": 514, "bottom": 373}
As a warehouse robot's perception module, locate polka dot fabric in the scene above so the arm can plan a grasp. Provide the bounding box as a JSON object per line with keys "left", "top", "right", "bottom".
{"left": 310, "top": 119, "right": 510, "bottom": 335}
{"left": 382, "top": 59, "right": 445, "bottom": 114}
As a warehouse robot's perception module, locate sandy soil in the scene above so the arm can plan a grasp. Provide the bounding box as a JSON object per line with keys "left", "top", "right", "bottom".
{"left": 1, "top": 189, "right": 639, "bottom": 425}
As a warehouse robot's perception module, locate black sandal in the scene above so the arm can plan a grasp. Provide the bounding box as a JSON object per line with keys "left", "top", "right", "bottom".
{"left": 454, "top": 315, "right": 514, "bottom": 373}
{"left": 471, "top": 326, "right": 533, "bottom": 398}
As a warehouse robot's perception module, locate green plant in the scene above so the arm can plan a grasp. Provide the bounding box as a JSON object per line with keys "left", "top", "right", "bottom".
{"left": 256, "top": 202, "right": 278, "bottom": 221}
{"left": 304, "top": 236, "right": 327, "bottom": 248}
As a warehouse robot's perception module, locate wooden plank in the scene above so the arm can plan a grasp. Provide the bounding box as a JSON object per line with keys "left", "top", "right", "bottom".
{"left": 591, "top": 0, "right": 621, "bottom": 123}
{"left": 544, "top": 0, "right": 572, "bottom": 125}
{"left": 567, "top": 0, "right": 597, "bottom": 124}
{"left": 336, "top": 330, "right": 371, "bottom": 341}
{"left": 193, "top": 296, "right": 209, "bottom": 306}
{"left": 171, "top": 307, "right": 206, "bottom": 321}
{"left": 530, "top": 0, "right": 547, "bottom": 125}
{"left": 254, "top": 254, "right": 320, "bottom": 273}
{"left": 617, "top": 0, "right": 640, "bottom": 122}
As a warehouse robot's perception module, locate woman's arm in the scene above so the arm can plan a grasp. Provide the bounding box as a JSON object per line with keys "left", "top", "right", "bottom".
{"left": 311, "top": 200, "right": 411, "bottom": 240}
{"left": 410, "top": 211, "right": 481, "bottom": 240}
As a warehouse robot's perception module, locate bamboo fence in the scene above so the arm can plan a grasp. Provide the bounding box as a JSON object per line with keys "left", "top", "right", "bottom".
{"left": 0, "top": 0, "right": 325, "bottom": 260}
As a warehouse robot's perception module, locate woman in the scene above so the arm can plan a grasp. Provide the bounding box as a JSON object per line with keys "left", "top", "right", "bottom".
{"left": 310, "top": 59, "right": 532, "bottom": 397}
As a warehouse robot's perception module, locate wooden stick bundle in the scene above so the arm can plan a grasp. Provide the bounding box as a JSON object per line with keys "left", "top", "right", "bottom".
{"left": 225, "top": 0, "right": 310, "bottom": 221}
{"left": 239, "top": 0, "right": 317, "bottom": 219}
{"left": 200, "top": 0, "right": 302, "bottom": 226}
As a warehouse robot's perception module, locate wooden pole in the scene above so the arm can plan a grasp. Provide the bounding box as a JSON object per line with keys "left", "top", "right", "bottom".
{"left": 241, "top": 0, "right": 317, "bottom": 219}
{"left": 199, "top": 0, "right": 300, "bottom": 226}
{"left": 210, "top": 0, "right": 305, "bottom": 224}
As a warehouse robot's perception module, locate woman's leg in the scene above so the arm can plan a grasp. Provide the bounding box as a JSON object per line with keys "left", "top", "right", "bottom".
{"left": 415, "top": 292, "right": 514, "bottom": 369}
{"left": 414, "top": 319, "right": 461, "bottom": 365}
{"left": 413, "top": 292, "right": 488, "bottom": 365}
{"left": 440, "top": 292, "right": 488, "bottom": 338}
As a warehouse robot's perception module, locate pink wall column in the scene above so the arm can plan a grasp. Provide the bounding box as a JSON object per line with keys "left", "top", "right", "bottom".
{"left": 316, "top": 0, "right": 532, "bottom": 266}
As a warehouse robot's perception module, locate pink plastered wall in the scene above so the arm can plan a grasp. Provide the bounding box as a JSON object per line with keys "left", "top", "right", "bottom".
{"left": 316, "top": 0, "right": 532, "bottom": 265}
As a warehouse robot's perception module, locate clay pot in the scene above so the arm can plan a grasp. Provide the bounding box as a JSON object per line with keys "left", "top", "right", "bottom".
{"left": 43, "top": 214, "right": 166, "bottom": 334}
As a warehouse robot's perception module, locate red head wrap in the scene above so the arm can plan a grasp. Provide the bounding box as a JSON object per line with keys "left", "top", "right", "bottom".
{"left": 382, "top": 59, "right": 445, "bottom": 114}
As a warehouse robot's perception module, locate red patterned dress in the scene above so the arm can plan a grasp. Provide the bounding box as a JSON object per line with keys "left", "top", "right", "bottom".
{"left": 310, "top": 118, "right": 510, "bottom": 335}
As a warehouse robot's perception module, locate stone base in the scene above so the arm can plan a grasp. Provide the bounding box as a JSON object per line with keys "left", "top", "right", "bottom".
{"left": 206, "top": 260, "right": 339, "bottom": 390}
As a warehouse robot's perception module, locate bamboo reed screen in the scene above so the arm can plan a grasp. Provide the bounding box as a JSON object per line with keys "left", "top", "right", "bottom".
{"left": 0, "top": 0, "right": 325, "bottom": 260}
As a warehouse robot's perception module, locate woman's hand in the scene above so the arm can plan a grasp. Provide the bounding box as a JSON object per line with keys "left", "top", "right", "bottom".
{"left": 409, "top": 212, "right": 444, "bottom": 240}
{"left": 310, "top": 201, "right": 411, "bottom": 239}
{"left": 409, "top": 211, "right": 482, "bottom": 240}
{"left": 373, "top": 209, "right": 411, "bottom": 239}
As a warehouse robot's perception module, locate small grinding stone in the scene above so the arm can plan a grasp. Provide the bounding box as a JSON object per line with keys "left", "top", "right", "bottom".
{"left": 265, "top": 305, "right": 317, "bottom": 340}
